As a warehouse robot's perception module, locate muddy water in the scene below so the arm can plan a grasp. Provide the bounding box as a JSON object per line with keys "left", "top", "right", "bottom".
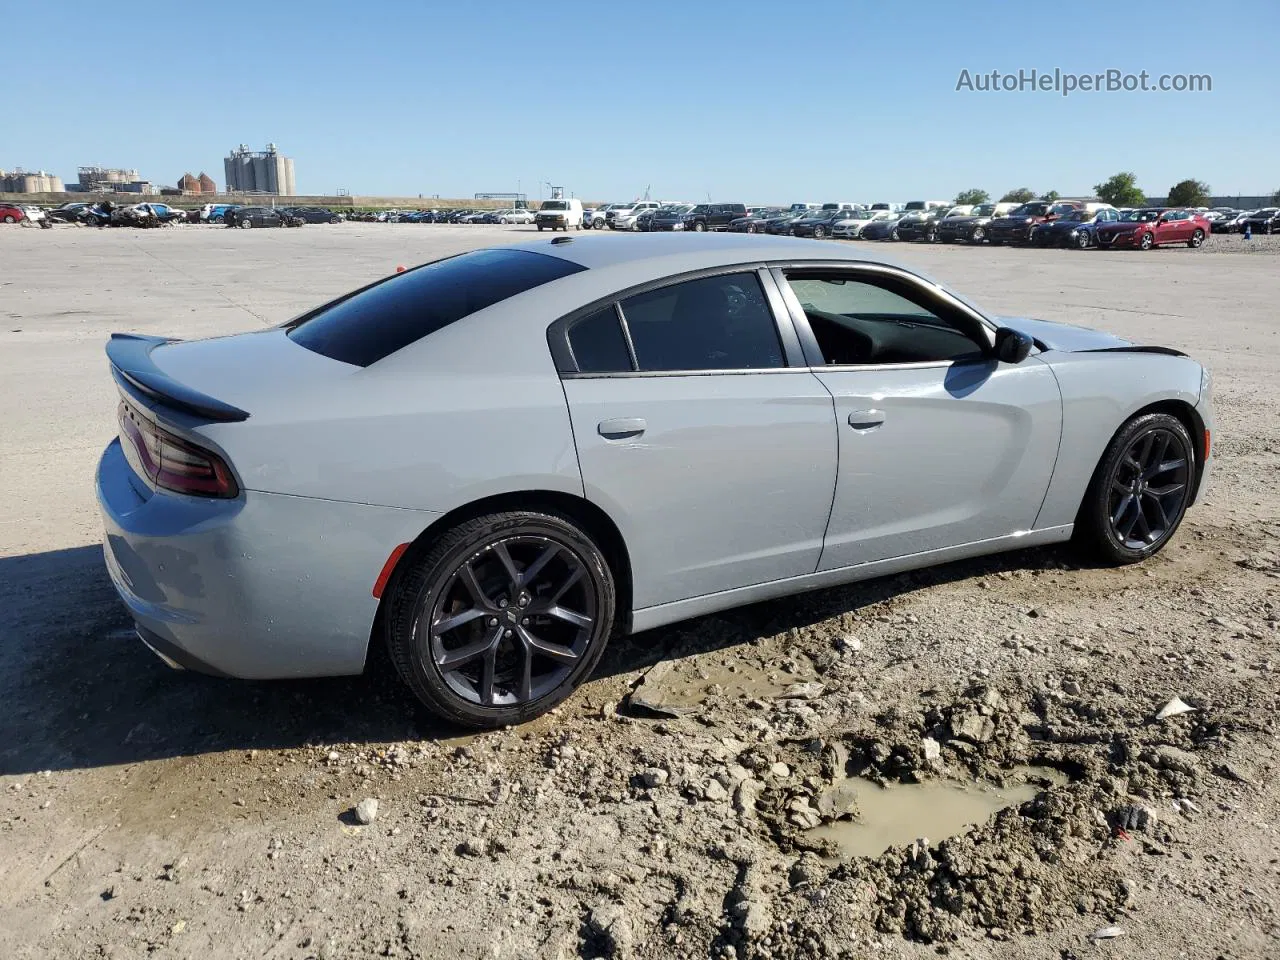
{"left": 633, "top": 653, "right": 817, "bottom": 709}
{"left": 810, "top": 767, "right": 1069, "bottom": 859}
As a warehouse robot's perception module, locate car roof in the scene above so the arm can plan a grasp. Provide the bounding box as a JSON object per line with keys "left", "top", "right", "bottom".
{"left": 501, "top": 232, "right": 906, "bottom": 273}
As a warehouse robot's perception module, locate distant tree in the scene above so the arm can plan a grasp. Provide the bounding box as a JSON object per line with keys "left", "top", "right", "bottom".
{"left": 1166, "top": 179, "right": 1211, "bottom": 207}
{"left": 1039, "top": 190, "right": 1060, "bottom": 202}
{"left": 1094, "top": 172, "right": 1145, "bottom": 207}
{"left": 999, "top": 187, "right": 1037, "bottom": 204}
{"left": 954, "top": 188, "right": 990, "bottom": 205}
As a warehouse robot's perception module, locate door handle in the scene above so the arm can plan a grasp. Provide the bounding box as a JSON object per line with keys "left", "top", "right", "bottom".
{"left": 848, "top": 409, "right": 885, "bottom": 430}
{"left": 598, "top": 418, "right": 646, "bottom": 440}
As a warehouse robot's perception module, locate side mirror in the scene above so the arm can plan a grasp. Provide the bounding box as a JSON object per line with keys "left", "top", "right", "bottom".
{"left": 994, "top": 327, "right": 1033, "bottom": 364}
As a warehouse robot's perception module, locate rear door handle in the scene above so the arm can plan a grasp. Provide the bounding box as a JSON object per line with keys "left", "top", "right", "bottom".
{"left": 598, "top": 417, "right": 646, "bottom": 440}
{"left": 848, "top": 409, "right": 885, "bottom": 430}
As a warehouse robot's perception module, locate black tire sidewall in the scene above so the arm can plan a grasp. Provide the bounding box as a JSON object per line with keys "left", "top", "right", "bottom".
{"left": 1075, "top": 412, "right": 1195, "bottom": 564}
{"left": 385, "top": 510, "right": 617, "bottom": 729}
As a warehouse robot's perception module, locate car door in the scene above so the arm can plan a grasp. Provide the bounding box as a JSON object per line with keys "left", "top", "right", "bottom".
{"left": 553, "top": 268, "right": 838, "bottom": 610}
{"left": 771, "top": 265, "right": 1062, "bottom": 571}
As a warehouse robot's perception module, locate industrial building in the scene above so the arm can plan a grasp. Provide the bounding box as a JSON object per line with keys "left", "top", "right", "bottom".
{"left": 177, "top": 172, "right": 218, "bottom": 195}
{"left": 0, "top": 169, "right": 65, "bottom": 192}
{"left": 72, "top": 166, "right": 156, "bottom": 194}
{"left": 223, "top": 144, "right": 296, "bottom": 196}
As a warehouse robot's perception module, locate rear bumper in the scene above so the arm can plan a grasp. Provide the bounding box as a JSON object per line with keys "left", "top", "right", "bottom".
{"left": 97, "top": 439, "right": 441, "bottom": 679}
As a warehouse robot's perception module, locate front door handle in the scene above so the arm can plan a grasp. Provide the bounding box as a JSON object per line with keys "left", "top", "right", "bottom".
{"left": 848, "top": 409, "right": 885, "bottom": 431}
{"left": 598, "top": 417, "right": 646, "bottom": 440}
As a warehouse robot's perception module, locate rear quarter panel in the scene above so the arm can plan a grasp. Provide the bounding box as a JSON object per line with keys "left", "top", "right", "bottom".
{"left": 197, "top": 289, "right": 586, "bottom": 515}
{"left": 1034, "top": 351, "right": 1205, "bottom": 528}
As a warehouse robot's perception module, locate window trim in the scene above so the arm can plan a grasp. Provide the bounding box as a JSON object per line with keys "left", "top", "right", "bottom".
{"left": 546, "top": 264, "right": 807, "bottom": 377}
{"left": 768, "top": 262, "right": 997, "bottom": 370}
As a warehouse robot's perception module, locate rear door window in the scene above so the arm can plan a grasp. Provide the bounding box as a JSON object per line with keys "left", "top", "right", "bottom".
{"left": 288, "top": 249, "right": 585, "bottom": 366}
{"left": 619, "top": 273, "right": 784, "bottom": 372}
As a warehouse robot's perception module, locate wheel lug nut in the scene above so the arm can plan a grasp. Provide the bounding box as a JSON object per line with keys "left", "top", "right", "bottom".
{"left": 488, "top": 617, "right": 498, "bottom": 626}
{"left": 522, "top": 617, "right": 529, "bottom": 625}
{"left": 498, "top": 598, "right": 508, "bottom": 608}
{"left": 504, "top": 629, "right": 513, "bottom": 638}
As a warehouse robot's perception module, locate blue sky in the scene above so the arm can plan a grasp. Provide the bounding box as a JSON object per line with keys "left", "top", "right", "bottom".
{"left": 5, "top": 0, "right": 1277, "bottom": 202}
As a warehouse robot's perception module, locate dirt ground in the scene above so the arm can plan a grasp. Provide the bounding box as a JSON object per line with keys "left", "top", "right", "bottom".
{"left": 1, "top": 223, "right": 1277, "bottom": 960}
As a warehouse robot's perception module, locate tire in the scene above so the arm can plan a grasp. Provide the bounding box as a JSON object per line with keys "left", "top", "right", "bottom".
{"left": 693, "top": 221, "right": 706, "bottom": 232}
{"left": 747, "top": 223, "right": 759, "bottom": 234}
{"left": 239, "top": 219, "right": 253, "bottom": 229}
{"left": 2, "top": 215, "right": 14, "bottom": 223}
{"left": 330, "top": 216, "right": 340, "bottom": 224}
{"left": 385, "top": 509, "right": 617, "bottom": 728}
{"left": 212, "top": 215, "right": 224, "bottom": 224}
{"left": 1139, "top": 232, "right": 1153, "bottom": 250}
{"left": 1187, "top": 229, "right": 1204, "bottom": 248}
{"left": 890, "top": 227, "right": 900, "bottom": 241}
{"left": 812, "top": 225, "right": 825, "bottom": 239}
{"left": 1074, "top": 412, "right": 1195, "bottom": 565}
{"left": 594, "top": 219, "right": 605, "bottom": 229}
{"left": 537, "top": 225, "right": 544, "bottom": 231}
{"left": 971, "top": 227, "right": 985, "bottom": 243}
{"left": 1076, "top": 230, "right": 1092, "bottom": 249}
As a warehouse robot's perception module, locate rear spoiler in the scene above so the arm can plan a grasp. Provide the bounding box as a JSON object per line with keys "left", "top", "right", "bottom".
{"left": 107, "top": 333, "right": 250, "bottom": 422}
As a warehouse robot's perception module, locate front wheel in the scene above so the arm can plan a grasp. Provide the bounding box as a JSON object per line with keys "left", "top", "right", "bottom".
{"left": 970, "top": 227, "right": 985, "bottom": 243}
{"left": 693, "top": 221, "right": 706, "bottom": 232}
{"left": 1076, "top": 230, "right": 1092, "bottom": 249}
{"left": 1074, "top": 413, "right": 1195, "bottom": 565}
{"left": 890, "top": 227, "right": 900, "bottom": 241}
{"left": 385, "top": 510, "right": 617, "bottom": 728}
{"left": 812, "top": 225, "right": 825, "bottom": 239}
{"left": 1188, "top": 229, "right": 1204, "bottom": 248}
{"left": 1139, "top": 232, "right": 1154, "bottom": 250}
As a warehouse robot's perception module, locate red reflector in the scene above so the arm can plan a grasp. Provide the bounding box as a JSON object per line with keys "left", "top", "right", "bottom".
{"left": 1204, "top": 429, "right": 1211, "bottom": 458}
{"left": 372, "top": 543, "right": 411, "bottom": 599}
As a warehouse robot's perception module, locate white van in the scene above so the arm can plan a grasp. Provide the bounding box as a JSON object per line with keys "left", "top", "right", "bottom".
{"left": 535, "top": 198, "right": 584, "bottom": 231}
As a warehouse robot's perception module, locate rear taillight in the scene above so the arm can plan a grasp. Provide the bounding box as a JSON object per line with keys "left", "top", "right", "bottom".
{"left": 118, "top": 400, "right": 239, "bottom": 498}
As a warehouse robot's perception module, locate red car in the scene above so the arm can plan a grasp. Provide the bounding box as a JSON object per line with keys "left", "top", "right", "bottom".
{"left": 1095, "top": 208, "right": 1211, "bottom": 250}
{"left": 0, "top": 203, "right": 27, "bottom": 224}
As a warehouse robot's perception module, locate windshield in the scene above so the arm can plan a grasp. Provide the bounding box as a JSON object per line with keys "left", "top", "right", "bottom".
{"left": 1120, "top": 210, "right": 1160, "bottom": 222}
{"left": 539, "top": 200, "right": 568, "bottom": 211}
{"left": 1010, "top": 203, "right": 1046, "bottom": 216}
{"left": 1050, "top": 203, "right": 1080, "bottom": 216}
{"left": 970, "top": 204, "right": 996, "bottom": 216}
{"left": 904, "top": 201, "right": 925, "bottom": 210}
{"left": 1058, "top": 210, "right": 1088, "bottom": 222}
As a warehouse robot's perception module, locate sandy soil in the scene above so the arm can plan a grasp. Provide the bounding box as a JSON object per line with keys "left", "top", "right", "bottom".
{"left": 1, "top": 223, "right": 1277, "bottom": 960}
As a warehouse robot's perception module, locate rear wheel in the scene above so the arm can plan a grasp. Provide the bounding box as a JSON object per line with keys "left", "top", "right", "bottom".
{"left": 1075, "top": 413, "right": 1194, "bottom": 564}
{"left": 385, "top": 510, "right": 616, "bottom": 728}
{"left": 239, "top": 219, "right": 253, "bottom": 229}
{"left": 1188, "top": 229, "right": 1204, "bottom": 248}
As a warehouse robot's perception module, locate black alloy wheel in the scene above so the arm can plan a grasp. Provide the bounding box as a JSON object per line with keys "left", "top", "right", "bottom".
{"left": 1076, "top": 413, "right": 1195, "bottom": 564}
{"left": 387, "top": 510, "right": 616, "bottom": 728}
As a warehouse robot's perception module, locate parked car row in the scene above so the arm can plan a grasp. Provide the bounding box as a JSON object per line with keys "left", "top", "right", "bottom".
{"left": 711, "top": 200, "right": 1216, "bottom": 251}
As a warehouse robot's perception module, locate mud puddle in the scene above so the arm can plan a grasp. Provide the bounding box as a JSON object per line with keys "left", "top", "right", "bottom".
{"left": 810, "top": 766, "right": 1069, "bottom": 859}
{"left": 631, "top": 652, "right": 817, "bottom": 712}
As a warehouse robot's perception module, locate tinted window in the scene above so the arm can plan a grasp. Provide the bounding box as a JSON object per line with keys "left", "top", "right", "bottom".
{"left": 567, "top": 307, "right": 631, "bottom": 373}
{"left": 785, "top": 273, "right": 984, "bottom": 366}
{"left": 288, "top": 249, "right": 585, "bottom": 366}
{"left": 620, "top": 273, "right": 783, "bottom": 372}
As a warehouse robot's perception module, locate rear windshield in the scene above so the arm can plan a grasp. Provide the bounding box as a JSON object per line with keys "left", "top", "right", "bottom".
{"left": 287, "top": 249, "right": 585, "bottom": 366}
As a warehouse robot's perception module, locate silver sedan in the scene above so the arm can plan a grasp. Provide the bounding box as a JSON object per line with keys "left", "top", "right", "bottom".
{"left": 97, "top": 234, "right": 1213, "bottom": 727}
